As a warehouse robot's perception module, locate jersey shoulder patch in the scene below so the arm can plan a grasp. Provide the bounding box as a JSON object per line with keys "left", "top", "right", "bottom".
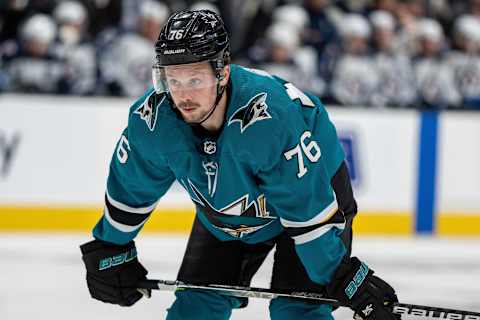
{"left": 227, "top": 92, "right": 272, "bottom": 133}
{"left": 133, "top": 91, "right": 166, "bottom": 131}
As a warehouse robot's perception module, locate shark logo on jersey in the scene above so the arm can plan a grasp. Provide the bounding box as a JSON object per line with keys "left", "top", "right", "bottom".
{"left": 134, "top": 92, "right": 165, "bottom": 131}
{"left": 186, "top": 179, "right": 276, "bottom": 238}
{"left": 228, "top": 92, "right": 271, "bottom": 133}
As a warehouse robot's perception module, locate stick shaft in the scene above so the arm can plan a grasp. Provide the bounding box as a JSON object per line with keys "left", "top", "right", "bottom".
{"left": 137, "top": 279, "right": 480, "bottom": 319}
{"left": 138, "top": 279, "right": 338, "bottom": 304}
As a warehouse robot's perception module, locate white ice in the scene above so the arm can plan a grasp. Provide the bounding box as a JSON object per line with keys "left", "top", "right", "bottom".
{"left": 1, "top": 234, "right": 479, "bottom": 320}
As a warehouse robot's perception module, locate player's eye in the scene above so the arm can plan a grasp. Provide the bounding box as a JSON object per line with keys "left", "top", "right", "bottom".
{"left": 188, "top": 78, "right": 202, "bottom": 87}
{"left": 168, "top": 78, "right": 180, "bottom": 87}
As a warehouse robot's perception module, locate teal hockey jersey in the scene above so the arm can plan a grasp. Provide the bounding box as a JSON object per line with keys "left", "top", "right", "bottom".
{"left": 93, "top": 64, "right": 347, "bottom": 285}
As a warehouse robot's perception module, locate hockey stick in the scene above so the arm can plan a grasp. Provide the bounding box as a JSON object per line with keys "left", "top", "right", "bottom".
{"left": 137, "top": 279, "right": 480, "bottom": 319}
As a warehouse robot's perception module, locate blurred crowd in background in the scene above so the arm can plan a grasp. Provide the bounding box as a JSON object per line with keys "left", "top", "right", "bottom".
{"left": 1, "top": 0, "right": 480, "bottom": 109}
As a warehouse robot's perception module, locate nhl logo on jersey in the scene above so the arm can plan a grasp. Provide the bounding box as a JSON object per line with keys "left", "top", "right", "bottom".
{"left": 134, "top": 92, "right": 165, "bottom": 131}
{"left": 228, "top": 92, "right": 271, "bottom": 133}
{"left": 203, "top": 140, "right": 216, "bottom": 155}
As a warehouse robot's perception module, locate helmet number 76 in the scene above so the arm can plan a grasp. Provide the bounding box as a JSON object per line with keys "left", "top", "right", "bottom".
{"left": 168, "top": 30, "right": 184, "bottom": 40}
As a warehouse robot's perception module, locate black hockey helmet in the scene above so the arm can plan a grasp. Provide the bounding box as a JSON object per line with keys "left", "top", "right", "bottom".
{"left": 153, "top": 9, "right": 230, "bottom": 75}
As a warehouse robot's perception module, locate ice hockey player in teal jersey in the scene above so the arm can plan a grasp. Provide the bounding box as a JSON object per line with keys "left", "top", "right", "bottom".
{"left": 80, "top": 9, "right": 400, "bottom": 320}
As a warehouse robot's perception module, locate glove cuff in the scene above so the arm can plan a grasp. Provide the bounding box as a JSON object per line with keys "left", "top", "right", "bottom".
{"left": 326, "top": 257, "right": 374, "bottom": 303}
{"left": 80, "top": 239, "right": 138, "bottom": 274}
{"left": 80, "top": 239, "right": 134, "bottom": 255}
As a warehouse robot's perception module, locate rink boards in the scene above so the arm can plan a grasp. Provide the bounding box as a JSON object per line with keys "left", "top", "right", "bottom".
{"left": 1, "top": 94, "right": 479, "bottom": 235}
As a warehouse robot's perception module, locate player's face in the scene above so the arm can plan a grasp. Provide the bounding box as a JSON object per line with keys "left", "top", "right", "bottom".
{"left": 164, "top": 62, "right": 218, "bottom": 123}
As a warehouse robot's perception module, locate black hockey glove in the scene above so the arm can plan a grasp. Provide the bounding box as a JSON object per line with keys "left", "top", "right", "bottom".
{"left": 326, "top": 257, "right": 399, "bottom": 320}
{"left": 80, "top": 239, "right": 150, "bottom": 307}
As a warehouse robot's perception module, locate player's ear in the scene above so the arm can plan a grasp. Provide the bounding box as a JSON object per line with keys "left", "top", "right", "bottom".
{"left": 220, "top": 65, "right": 230, "bottom": 86}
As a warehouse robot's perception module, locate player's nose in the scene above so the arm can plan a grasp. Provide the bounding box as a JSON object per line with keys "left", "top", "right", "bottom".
{"left": 176, "top": 87, "right": 194, "bottom": 100}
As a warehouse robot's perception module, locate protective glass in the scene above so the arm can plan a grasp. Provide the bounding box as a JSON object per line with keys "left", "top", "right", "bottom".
{"left": 152, "top": 61, "right": 218, "bottom": 95}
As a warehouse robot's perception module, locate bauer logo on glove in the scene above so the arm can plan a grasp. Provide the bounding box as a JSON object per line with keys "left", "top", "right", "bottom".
{"left": 98, "top": 247, "right": 137, "bottom": 270}
{"left": 345, "top": 261, "right": 369, "bottom": 299}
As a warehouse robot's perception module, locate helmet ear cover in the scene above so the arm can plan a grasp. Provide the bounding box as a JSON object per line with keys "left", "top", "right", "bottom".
{"left": 210, "top": 49, "right": 230, "bottom": 81}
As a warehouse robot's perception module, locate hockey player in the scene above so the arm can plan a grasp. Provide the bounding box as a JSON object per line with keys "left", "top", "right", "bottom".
{"left": 80, "top": 9, "right": 399, "bottom": 320}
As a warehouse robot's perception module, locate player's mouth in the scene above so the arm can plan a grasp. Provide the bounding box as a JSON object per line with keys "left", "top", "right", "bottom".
{"left": 178, "top": 101, "right": 200, "bottom": 113}
{"left": 182, "top": 106, "right": 196, "bottom": 113}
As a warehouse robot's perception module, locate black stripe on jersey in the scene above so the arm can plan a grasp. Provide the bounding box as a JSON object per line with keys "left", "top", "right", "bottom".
{"left": 284, "top": 210, "right": 345, "bottom": 238}
{"left": 105, "top": 194, "right": 152, "bottom": 226}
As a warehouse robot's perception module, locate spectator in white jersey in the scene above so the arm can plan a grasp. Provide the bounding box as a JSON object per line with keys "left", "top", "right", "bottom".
{"left": 53, "top": 0, "right": 96, "bottom": 95}
{"left": 369, "top": 10, "right": 417, "bottom": 107}
{"left": 251, "top": 5, "right": 325, "bottom": 96}
{"left": 446, "top": 15, "right": 480, "bottom": 108}
{"left": 0, "top": 15, "right": 6, "bottom": 91}
{"left": 303, "top": 0, "right": 342, "bottom": 82}
{"left": 330, "top": 14, "right": 380, "bottom": 106}
{"left": 189, "top": 1, "right": 220, "bottom": 14}
{"left": 2, "top": 14, "right": 65, "bottom": 93}
{"left": 99, "top": 1, "right": 170, "bottom": 97}
{"left": 395, "top": 0, "right": 427, "bottom": 56}
{"left": 413, "top": 18, "right": 462, "bottom": 108}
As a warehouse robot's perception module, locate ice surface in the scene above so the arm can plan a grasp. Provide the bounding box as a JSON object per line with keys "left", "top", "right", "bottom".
{"left": 1, "top": 234, "right": 479, "bottom": 320}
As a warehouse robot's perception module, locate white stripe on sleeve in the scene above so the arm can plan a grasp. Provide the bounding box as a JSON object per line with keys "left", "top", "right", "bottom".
{"left": 280, "top": 198, "right": 338, "bottom": 228}
{"left": 104, "top": 206, "right": 148, "bottom": 233}
{"left": 291, "top": 222, "right": 346, "bottom": 245}
{"left": 106, "top": 191, "right": 158, "bottom": 214}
